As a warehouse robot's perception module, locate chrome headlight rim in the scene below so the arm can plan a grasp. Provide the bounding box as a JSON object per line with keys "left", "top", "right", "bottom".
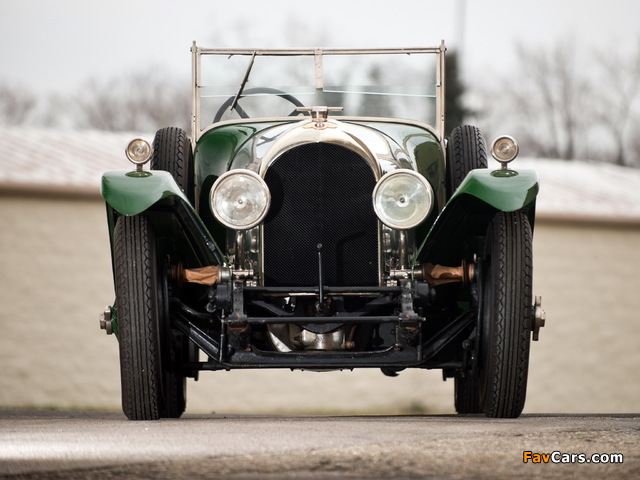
{"left": 125, "top": 138, "right": 153, "bottom": 166}
{"left": 372, "top": 169, "right": 434, "bottom": 230}
{"left": 491, "top": 135, "right": 519, "bottom": 164}
{"left": 210, "top": 169, "right": 271, "bottom": 230}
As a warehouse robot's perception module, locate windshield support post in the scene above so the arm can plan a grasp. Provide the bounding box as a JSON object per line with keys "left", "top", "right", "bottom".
{"left": 191, "top": 41, "right": 201, "bottom": 143}
{"left": 314, "top": 48, "right": 324, "bottom": 90}
{"left": 436, "top": 40, "right": 446, "bottom": 141}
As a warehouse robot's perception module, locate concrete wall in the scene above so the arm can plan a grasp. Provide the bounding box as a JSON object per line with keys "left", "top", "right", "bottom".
{"left": 1, "top": 194, "right": 638, "bottom": 414}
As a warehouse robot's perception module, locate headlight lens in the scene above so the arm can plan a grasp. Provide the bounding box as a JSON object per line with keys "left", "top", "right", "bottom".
{"left": 125, "top": 138, "right": 153, "bottom": 165}
{"left": 210, "top": 170, "right": 271, "bottom": 230}
{"left": 373, "top": 169, "right": 434, "bottom": 230}
{"left": 491, "top": 135, "right": 519, "bottom": 163}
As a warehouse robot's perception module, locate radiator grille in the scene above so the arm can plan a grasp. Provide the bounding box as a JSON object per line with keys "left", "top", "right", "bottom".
{"left": 263, "top": 143, "right": 379, "bottom": 287}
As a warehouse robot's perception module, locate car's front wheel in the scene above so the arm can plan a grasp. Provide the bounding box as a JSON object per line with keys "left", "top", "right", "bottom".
{"left": 151, "top": 127, "right": 194, "bottom": 203}
{"left": 478, "top": 211, "right": 533, "bottom": 418}
{"left": 454, "top": 372, "right": 482, "bottom": 414}
{"left": 446, "top": 125, "right": 488, "bottom": 197}
{"left": 113, "top": 214, "right": 186, "bottom": 420}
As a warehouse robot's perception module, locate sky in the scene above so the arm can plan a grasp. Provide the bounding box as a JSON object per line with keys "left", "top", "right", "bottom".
{"left": 1, "top": 0, "right": 638, "bottom": 95}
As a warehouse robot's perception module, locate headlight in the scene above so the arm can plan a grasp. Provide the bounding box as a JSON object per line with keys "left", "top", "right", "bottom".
{"left": 210, "top": 170, "right": 271, "bottom": 230}
{"left": 125, "top": 138, "right": 153, "bottom": 166}
{"left": 491, "top": 135, "right": 519, "bottom": 164}
{"left": 373, "top": 169, "right": 434, "bottom": 230}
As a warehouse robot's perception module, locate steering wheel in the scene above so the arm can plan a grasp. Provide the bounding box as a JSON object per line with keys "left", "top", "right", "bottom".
{"left": 213, "top": 87, "right": 305, "bottom": 123}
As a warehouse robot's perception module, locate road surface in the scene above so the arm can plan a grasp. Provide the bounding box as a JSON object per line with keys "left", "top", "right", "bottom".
{"left": 0, "top": 410, "right": 638, "bottom": 479}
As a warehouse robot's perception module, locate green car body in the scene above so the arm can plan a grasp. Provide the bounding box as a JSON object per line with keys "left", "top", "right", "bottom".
{"left": 102, "top": 131, "right": 538, "bottom": 268}
{"left": 100, "top": 44, "right": 543, "bottom": 420}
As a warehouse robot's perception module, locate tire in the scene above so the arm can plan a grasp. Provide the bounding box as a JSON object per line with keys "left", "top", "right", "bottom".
{"left": 479, "top": 211, "right": 533, "bottom": 418}
{"left": 446, "top": 125, "right": 488, "bottom": 197}
{"left": 157, "top": 255, "right": 187, "bottom": 419}
{"left": 163, "top": 336, "right": 187, "bottom": 418}
{"left": 151, "top": 127, "right": 194, "bottom": 203}
{"left": 454, "top": 373, "right": 482, "bottom": 414}
{"left": 114, "top": 215, "right": 186, "bottom": 420}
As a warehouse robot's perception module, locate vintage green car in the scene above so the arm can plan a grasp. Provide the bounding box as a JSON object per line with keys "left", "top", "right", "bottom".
{"left": 100, "top": 42, "right": 545, "bottom": 420}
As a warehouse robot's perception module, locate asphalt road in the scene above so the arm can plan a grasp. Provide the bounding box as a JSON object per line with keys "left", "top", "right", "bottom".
{"left": 0, "top": 410, "right": 638, "bottom": 479}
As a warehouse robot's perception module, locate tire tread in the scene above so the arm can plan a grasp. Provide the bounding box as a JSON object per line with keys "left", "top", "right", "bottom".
{"left": 151, "top": 127, "right": 194, "bottom": 202}
{"left": 448, "top": 125, "right": 488, "bottom": 195}
{"left": 484, "top": 212, "right": 532, "bottom": 418}
{"left": 114, "top": 215, "right": 162, "bottom": 420}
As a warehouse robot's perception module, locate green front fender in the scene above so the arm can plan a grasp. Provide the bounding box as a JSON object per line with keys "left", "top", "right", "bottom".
{"left": 101, "top": 170, "right": 223, "bottom": 268}
{"left": 415, "top": 168, "right": 539, "bottom": 265}
{"left": 452, "top": 168, "right": 539, "bottom": 212}
{"left": 101, "top": 170, "right": 189, "bottom": 216}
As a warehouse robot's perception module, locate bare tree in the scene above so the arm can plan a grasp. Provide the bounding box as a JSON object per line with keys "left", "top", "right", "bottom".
{"left": 591, "top": 42, "right": 640, "bottom": 166}
{"left": 0, "top": 82, "right": 37, "bottom": 125}
{"left": 74, "top": 78, "right": 131, "bottom": 131}
{"left": 505, "top": 42, "right": 592, "bottom": 160}
{"left": 470, "top": 40, "right": 640, "bottom": 166}
{"left": 72, "top": 69, "right": 190, "bottom": 132}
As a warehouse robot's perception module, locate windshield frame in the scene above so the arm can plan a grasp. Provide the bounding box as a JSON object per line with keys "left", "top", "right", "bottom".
{"left": 191, "top": 43, "right": 447, "bottom": 142}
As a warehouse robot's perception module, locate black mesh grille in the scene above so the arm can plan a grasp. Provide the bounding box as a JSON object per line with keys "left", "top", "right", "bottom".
{"left": 263, "top": 143, "right": 379, "bottom": 287}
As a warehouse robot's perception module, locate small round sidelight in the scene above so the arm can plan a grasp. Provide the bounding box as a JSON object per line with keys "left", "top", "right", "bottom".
{"left": 125, "top": 138, "right": 153, "bottom": 169}
{"left": 491, "top": 135, "right": 519, "bottom": 167}
{"left": 373, "top": 169, "right": 434, "bottom": 230}
{"left": 210, "top": 170, "right": 271, "bottom": 230}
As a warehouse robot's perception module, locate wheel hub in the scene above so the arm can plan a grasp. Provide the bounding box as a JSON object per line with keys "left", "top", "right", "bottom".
{"left": 532, "top": 296, "right": 546, "bottom": 341}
